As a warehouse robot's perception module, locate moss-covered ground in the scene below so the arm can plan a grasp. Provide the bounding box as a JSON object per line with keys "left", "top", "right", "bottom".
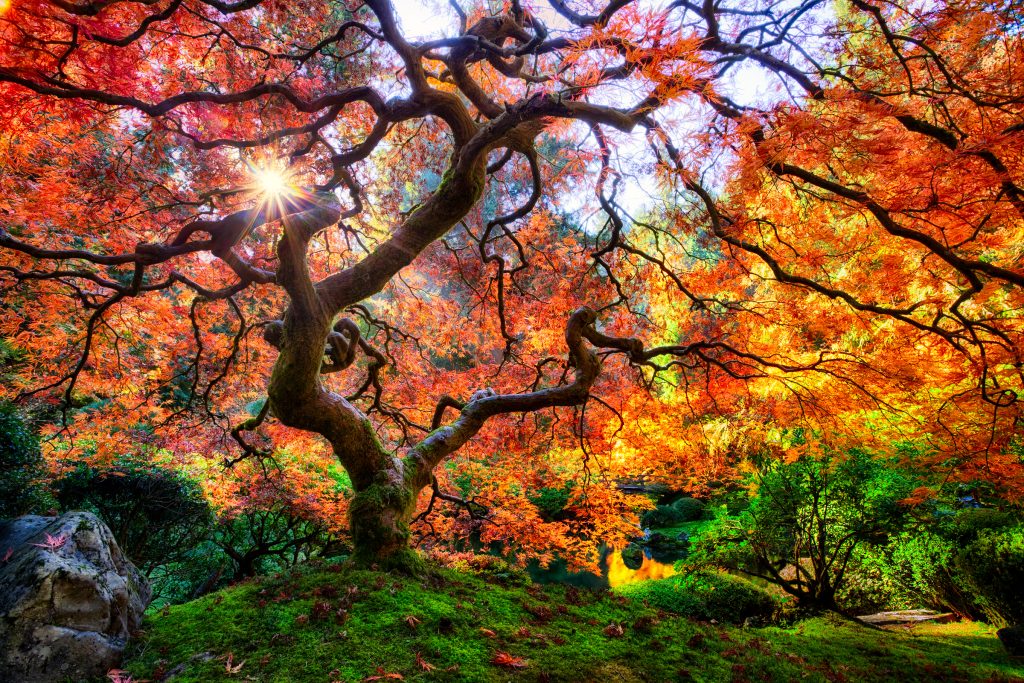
{"left": 120, "top": 561, "right": 1023, "bottom": 683}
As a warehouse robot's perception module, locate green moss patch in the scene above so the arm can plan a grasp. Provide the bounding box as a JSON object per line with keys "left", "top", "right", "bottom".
{"left": 121, "top": 562, "right": 1023, "bottom": 682}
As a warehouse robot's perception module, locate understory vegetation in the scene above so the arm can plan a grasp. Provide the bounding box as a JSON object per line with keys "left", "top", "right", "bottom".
{"left": 1, "top": 403, "right": 346, "bottom": 606}
{"left": 4, "top": 401, "right": 1023, "bottom": 627}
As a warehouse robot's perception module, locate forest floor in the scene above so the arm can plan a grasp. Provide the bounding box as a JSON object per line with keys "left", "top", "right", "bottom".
{"left": 118, "top": 561, "right": 1023, "bottom": 683}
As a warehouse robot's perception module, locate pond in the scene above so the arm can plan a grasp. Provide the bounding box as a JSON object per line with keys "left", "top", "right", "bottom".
{"left": 527, "top": 545, "right": 679, "bottom": 589}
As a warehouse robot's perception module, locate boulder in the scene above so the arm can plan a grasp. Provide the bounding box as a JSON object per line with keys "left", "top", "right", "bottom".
{"left": 997, "top": 624, "right": 1024, "bottom": 658}
{"left": 0, "top": 512, "right": 151, "bottom": 682}
{"left": 621, "top": 544, "right": 645, "bottom": 570}
{"left": 646, "top": 532, "right": 690, "bottom": 563}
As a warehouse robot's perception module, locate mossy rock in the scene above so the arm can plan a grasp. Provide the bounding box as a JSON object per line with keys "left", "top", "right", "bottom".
{"left": 621, "top": 544, "right": 644, "bottom": 570}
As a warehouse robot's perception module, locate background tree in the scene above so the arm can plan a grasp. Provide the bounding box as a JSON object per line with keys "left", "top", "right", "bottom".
{"left": 1, "top": 0, "right": 1021, "bottom": 571}
{"left": 51, "top": 454, "right": 347, "bottom": 603}
{"left": 53, "top": 455, "right": 215, "bottom": 574}
{"left": 685, "top": 448, "right": 915, "bottom": 611}
{"left": 0, "top": 401, "right": 50, "bottom": 517}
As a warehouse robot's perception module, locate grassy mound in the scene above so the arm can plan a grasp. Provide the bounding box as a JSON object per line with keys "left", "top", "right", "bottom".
{"left": 120, "top": 561, "right": 1023, "bottom": 682}
{"left": 614, "top": 571, "right": 776, "bottom": 624}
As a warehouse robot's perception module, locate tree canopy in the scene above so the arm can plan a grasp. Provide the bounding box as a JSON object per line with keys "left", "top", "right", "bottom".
{"left": 1, "top": 0, "right": 1022, "bottom": 570}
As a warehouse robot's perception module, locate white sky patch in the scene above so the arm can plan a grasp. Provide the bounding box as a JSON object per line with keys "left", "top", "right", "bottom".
{"left": 392, "top": 0, "right": 459, "bottom": 40}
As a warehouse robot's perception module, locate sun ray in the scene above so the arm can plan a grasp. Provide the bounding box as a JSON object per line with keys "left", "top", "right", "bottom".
{"left": 253, "top": 167, "right": 290, "bottom": 197}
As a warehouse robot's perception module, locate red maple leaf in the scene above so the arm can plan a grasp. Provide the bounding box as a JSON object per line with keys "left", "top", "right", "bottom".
{"left": 363, "top": 667, "right": 404, "bottom": 681}
{"left": 491, "top": 651, "right": 528, "bottom": 669}
{"left": 415, "top": 652, "right": 435, "bottom": 672}
{"left": 31, "top": 533, "right": 68, "bottom": 552}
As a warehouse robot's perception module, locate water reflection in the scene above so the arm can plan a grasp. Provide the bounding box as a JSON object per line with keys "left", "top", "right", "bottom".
{"left": 528, "top": 545, "right": 678, "bottom": 589}
{"left": 606, "top": 551, "right": 676, "bottom": 588}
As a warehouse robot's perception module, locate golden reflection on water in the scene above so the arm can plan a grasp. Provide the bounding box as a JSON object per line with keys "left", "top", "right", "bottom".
{"left": 606, "top": 551, "right": 677, "bottom": 588}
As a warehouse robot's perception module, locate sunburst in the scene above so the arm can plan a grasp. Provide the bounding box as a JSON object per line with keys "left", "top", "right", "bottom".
{"left": 252, "top": 166, "right": 291, "bottom": 198}
{"left": 244, "top": 159, "right": 315, "bottom": 225}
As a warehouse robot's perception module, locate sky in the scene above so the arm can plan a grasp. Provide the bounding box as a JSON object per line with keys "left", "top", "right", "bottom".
{"left": 383, "top": 0, "right": 818, "bottom": 218}
{"left": 391, "top": 0, "right": 462, "bottom": 40}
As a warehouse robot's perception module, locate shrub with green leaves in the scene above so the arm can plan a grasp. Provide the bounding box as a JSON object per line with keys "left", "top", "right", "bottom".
{"left": 53, "top": 456, "right": 217, "bottom": 604}
{"left": 683, "top": 448, "right": 915, "bottom": 611}
{"left": 835, "top": 544, "right": 916, "bottom": 614}
{"left": 528, "top": 483, "right": 574, "bottom": 522}
{"left": 54, "top": 456, "right": 215, "bottom": 572}
{"left": 883, "top": 509, "right": 1024, "bottom": 626}
{"left": 615, "top": 571, "right": 776, "bottom": 623}
{"left": 0, "top": 401, "right": 50, "bottom": 518}
{"left": 958, "top": 524, "right": 1024, "bottom": 626}
{"left": 641, "top": 496, "right": 705, "bottom": 529}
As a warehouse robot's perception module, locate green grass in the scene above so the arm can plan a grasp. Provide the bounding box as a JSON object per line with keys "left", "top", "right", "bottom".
{"left": 652, "top": 518, "right": 717, "bottom": 540}
{"left": 614, "top": 572, "right": 777, "bottom": 624}
{"left": 120, "top": 560, "right": 1024, "bottom": 683}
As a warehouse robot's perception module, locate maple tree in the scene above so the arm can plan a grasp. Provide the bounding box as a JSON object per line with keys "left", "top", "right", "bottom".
{"left": 1, "top": 0, "right": 1022, "bottom": 572}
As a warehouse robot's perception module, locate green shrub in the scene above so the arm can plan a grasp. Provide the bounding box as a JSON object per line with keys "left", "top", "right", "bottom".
{"left": 835, "top": 545, "right": 915, "bottom": 614}
{"left": 887, "top": 528, "right": 976, "bottom": 618}
{"left": 945, "top": 508, "right": 1015, "bottom": 543}
{"left": 641, "top": 497, "right": 705, "bottom": 529}
{"left": 671, "top": 497, "right": 706, "bottom": 521}
{"left": 0, "top": 402, "right": 50, "bottom": 517}
{"left": 883, "top": 510, "right": 1024, "bottom": 626}
{"left": 954, "top": 524, "right": 1024, "bottom": 627}
{"left": 615, "top": 571, "right": 776, "bottom": 623}
{"left": 529, "top": 484, "right": 574, "bottom": 522}
{"left": 54, "top": 457, "right": 217, "bottom": 604}
{"left": 54, "top": 457, "right": 215, "bottom": 572}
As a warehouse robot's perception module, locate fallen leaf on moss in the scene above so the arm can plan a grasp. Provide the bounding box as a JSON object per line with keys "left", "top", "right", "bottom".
{"left": 603, "top": 622, "right": 625, "bottom": 638}
{"left": 415, "top": 652, "right": 436, "bottom": 672}
{"left": 491, "top": 651, "right": 527, "bottom": 669}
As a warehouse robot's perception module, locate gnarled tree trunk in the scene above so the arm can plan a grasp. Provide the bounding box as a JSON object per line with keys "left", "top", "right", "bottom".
{"left": 250, "top": 2, "right": 652, "bottom": 572}
{"left": 347, "top": 467, "right": 420, "bottom": 571}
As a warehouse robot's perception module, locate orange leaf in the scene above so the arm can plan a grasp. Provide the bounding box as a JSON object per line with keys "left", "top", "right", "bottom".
{"left": 415, "top": 652, "right": 436, "bottom": 672}
{"left": 491, "top": 651, "right": 528, "bottom": 669}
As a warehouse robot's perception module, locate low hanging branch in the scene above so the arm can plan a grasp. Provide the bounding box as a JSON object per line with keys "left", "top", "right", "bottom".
{"left": 1, "top": 0, "right": 1021, "bottom": 568}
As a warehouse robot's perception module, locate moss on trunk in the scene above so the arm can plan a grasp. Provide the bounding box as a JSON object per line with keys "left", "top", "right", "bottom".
{"left": 348, "top": 480, "right": 424, "bottom": 575}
